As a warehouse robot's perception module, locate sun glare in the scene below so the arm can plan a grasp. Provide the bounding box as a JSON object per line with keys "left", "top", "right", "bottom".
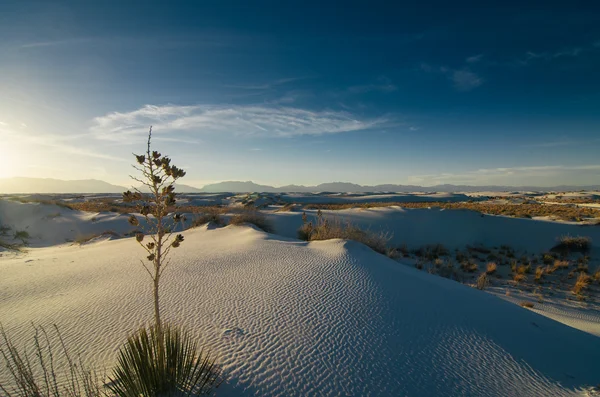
{"left": 0, "top": 145, "right": 19, "bottom": 178}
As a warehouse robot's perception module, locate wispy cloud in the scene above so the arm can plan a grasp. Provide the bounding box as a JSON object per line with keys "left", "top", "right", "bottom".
{"left": 91, "top": 104, "right": 388, "bottom": 142}
{"left": 516, "top": 41, "right": 598, "bottom": 66}
{"left": 407, "top": 164, "right": 600, "bottom": 185}
{"left": 466, "top": 54, "right": 484, "bottom": 63}
{"left": 347, "top": 76, "right": 397, "bottom": 94}
{"left": 420, "top": 64, "right": 483, "bottom": 91}
{"left": 20, "top": 38, "right": 94, "bottom": 48}
{"left": 224, "top": 77, "right": 311, "bottom": 90}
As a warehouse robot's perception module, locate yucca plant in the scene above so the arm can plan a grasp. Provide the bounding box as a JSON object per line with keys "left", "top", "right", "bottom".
{"left": 114, "top": 128, "right": 222, "bottom": 396}
{"left": 108, "top": 323, "right": 222, "bottom": 397}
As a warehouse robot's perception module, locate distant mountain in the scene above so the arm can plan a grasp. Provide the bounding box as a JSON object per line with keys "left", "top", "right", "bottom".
{"left": 201, "top": 180, "right": 600, "bottom": 193}
{"left": 2, "top": 177, "right": 598, "bottom": 194}
{"left": 0, "top": 177, "right": 127, "bottom": 194}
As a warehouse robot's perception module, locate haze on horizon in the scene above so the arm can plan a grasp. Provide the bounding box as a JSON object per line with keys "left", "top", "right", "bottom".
{"left": 1, "top": 1, "right": 599, "bottom": 188}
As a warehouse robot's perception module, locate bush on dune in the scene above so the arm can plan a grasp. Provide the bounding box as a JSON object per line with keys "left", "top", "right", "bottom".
{"left": 298, "top": 210, "right": 393, "bottom": 256}
{"left": 192, "top": 207, "right": 227, "bottom": 227}
{"left": 230, "top": 209, "right": 274, "bottom": 233}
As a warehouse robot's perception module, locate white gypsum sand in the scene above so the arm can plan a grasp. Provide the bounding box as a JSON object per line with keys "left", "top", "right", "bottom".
{"left": 1, "top": 224, "right": 600, "bottom": 396}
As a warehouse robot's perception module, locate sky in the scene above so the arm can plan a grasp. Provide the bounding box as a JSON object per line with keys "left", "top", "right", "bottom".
{"left": 0, "top": 1, "right": 599, "bottom": 188}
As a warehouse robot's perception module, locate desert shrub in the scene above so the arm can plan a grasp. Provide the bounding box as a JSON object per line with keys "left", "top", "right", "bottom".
{"left": 298, "top": 211, "right": 392, "bottom": 256}
{"left": 516, "top": 264, "right": 531, "bottom": 275}
{"left": 572, "top": 272, "right": 591, "bottom": 295}
{"left": 519, "top": 301, "right": 534, "bottom": 308}
{"left": 476, "top": 272, "right": 489, "bottom": 290}
{"left": 276, "top": 203, "right": 295, "bottom": 212}
{"left": 551, "top": 235, "right": 592, "bottom": 255}
{"left": 593, "top": 267, "right": 600, "bottom": 283}
{"left": 486, "top": 262, "right": 497, "bottom": 274}
{"left": 13, "top": 230, "right": 30, "bottom": 244}
{"left": 513, "top": 273, "right": 526, "bottom": 283}
{"left": 0, "top": 324, "right": 104, "bottom": 397}
{"left": 553, "top": 259, "right": 570, "bottom": 270}
{"left": 109, "top": 323, "right": 222, "bottom": 397}
{"left": 461, "top": 261, "right": 479, "bottom": 273}
{"left": 534, "top": 266, "right": 545, "bottom": 282}
{"left": 192, "top": 207, "right": 226, "bottom": 227}
{"left": 230, "top": 209, "right": 273, "bottom": 233}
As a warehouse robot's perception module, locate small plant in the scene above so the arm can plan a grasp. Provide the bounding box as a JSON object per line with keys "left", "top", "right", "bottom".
{"left": 461, "top": 261, "right": 479, "bottom": 273}
{"left": 13, "top": 230, "right": 30, "bottom": 244}
{"left": 486, "top": 262, "right": 497, "bottom": 274}
{"left": 75, "top": 230, "right": 120, "bottom": 245}
{"left": 109, "top": 323, "right": 222, "bottom": 397}
{"left": 534, "top": 266, "right": 544, "bottom": 282}
{"left": 519, "top": 301, "right": 534, "bottom": 308}
{"left": 0, "top": 324, "right": 104, "bottom": 397}
{"left": 513, "top": 273, "right": 526, "bottom": 283}
{"left": 553, "top": 259, "right": 570, "bottom": 270}
{"left": 572, "top": 272, "right": 591, "bottom": 295}
{"left": 476, "top": 272, "right": 489, "bottom": 290}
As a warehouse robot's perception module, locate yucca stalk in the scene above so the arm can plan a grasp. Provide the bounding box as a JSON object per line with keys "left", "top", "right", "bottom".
{"left": 122, "top": 127, "right": 187, "bottom": 338}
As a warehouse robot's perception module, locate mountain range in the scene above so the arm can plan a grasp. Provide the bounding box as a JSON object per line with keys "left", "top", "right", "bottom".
{"left": 1, "top": 177, "right": 598, "bottom": 194}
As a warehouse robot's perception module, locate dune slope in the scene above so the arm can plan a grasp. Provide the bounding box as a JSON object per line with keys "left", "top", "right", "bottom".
{"left": 1, "top": 226, "right": 599, "bottom": 396}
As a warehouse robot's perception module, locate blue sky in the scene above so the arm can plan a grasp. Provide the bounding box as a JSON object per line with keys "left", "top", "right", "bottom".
{"left": 0, "top": 1, "right": 599, "bottom": 187}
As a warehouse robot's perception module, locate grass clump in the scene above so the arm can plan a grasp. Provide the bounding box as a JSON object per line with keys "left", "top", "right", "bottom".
{"left": 230, "top": 209, "right": 273, "bottom": 233}
{"left": 519, "top": 301, "right": 535, "bottom": 308}
{"left": 486, "top": 262, "right": 497, "bottom": 275}
{"left": 74, "top": 230, "right": 120, "bottom": 245}
{"left": 572, "top": 272, "right": 592, "bottom": 296}
{"left": 476, "top": 272, "right": 489, "bottom": 290}
{"left": 0, "top": 324, "right": 104, "bottom": 397}
{"left": 109, "top": 323, "right": 222, "bottom": 397}
{"left": 298, "top": 210, "right": 392, "bottom": 256}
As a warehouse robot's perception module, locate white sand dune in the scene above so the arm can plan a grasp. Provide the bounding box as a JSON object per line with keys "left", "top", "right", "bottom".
{"left": 278, "top": 192, "right": 475, "bottom": 204}
{"left": 1, "top": 225, "right": 600, "bottom": 396}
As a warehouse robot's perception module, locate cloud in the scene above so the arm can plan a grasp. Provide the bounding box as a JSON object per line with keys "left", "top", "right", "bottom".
{"left": 224, "top": 77, "right": 311, "bottom": 90}
{"left": 420, "top": 63, "right": 483, "bottom": 91}
{"left": 91, "top": 104, "right": 388, "bottom": 142}
{"left": 407, "top": 164, "right": 600, "bottom": 185}
{"left": 466, "top": 54, "right": 484, "bottom": 63}
{"left": 451, "top": 70, "right": 483, "bottom": 91}
{"left": 347, "top": 77, "right": 397, "bottom": 94}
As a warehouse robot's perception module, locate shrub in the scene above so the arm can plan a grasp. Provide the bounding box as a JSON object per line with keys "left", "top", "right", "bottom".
{"left": 230, "top": 209, "right": 273, "bottom": 233}
{"left": 192, "top": 207, "right": 226, "bottom": 227}
{"left": 513, "top": 273, "right": 526, "bottom": 283}
{"left": 572, "top": 272, "right": 591, "bottom": 295}
{"left": 553, "top": 259, "right": 570, "bottom": 270}
{"left": 593, "top": 267, "right": 600, "bottom": 283}
{"left": 551, "top": 235, "right": 592, "bottom": 255}
{"left": 13, "top": 230, "right": 30, "bottom": 244}
{"left": 519, "top": 301, "right": 534, "bottom": 308}
{"left": 476, "top": 272, "right": 489, "bottom": 290}
{"left": 298, "top": 211, "right": 392, "bottom": 256}
{"left": 534, "top": 266, "right": 544, "bottom": 282}
{"left": 461, "top": 261, "right": 479, "bottom": 273}
{"left": 486, "top": 262, "right": 497, "bottom": 274}
{"left": 0, "top": 324, "right": 103, "bottom": 397}
{"left": 109, "top": 323, "right": 222, "bottom": 397}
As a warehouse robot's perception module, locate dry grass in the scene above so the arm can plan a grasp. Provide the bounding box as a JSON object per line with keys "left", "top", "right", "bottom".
{"left": 476, "top": 272, "right": 489, "bottom": 290}
{"left": 553, "top": 259, "right": 570, "bottom": 270}
{"left": 461, "top": 261, "right": 479, "bottom": 273}
{"left": 486, "top": 262, "right": 497, "bottom": 274}
{"left": 74, "top": 230, "right": 120, "bottom": 244}
{"left": 304, "top": 201, "right": 600, "bottom": 222}
{"left": 230, "top": 209, "right": 274, "bottom": 233}
{"left": 513, "top": 273, "right": 526, "bottom": 283}
{"left": 534, "top": 266, "right": 545, "bottom": 282}
{"left": 573, "top": 272, "right": 592, "bottom": 295}
{"left": 192, "top": 207, "right": 227, "bottom": 227}
{"left": 519, "top": 301, "right": 535, "bottom": 308}
{"left": 298, "top": 211, "right": 393, "bottom": 256}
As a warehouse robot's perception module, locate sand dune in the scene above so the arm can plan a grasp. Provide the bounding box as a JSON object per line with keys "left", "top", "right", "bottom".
{"left": 1, "top": 225, "right": 599, "bottom": 396}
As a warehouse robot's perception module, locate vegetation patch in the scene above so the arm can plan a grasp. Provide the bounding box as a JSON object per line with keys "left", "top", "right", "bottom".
{"left": 230, "top": 209, "right": 274, "bottom": 233}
